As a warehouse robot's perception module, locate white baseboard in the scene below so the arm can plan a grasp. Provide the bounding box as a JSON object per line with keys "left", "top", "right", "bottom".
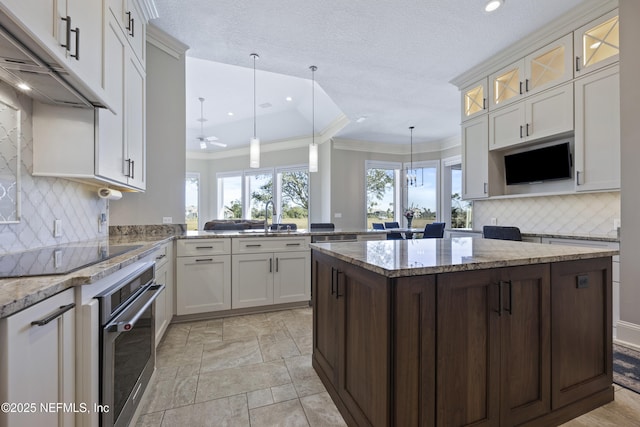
{"left": 615, "top": 321, "right": 640, "bottom": 351}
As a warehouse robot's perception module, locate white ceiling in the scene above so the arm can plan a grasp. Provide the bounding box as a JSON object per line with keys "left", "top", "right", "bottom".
{"left": 150, "top": 0, "right": 589, "bottom": 153}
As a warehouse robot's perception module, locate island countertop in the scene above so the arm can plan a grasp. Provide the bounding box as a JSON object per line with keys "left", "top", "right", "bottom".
{"left": 310, "top": 236, "right": 619, "bottom": 278}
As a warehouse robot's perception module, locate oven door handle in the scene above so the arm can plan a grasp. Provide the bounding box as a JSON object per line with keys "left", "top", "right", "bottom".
{"left": 106, "top": 283, "right": 165, "bottom": 333}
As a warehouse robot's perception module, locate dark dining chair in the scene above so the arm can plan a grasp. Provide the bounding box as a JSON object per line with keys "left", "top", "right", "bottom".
{"left": 384, "top": 221, "right": 403, "bottom": 240}
{"left": 423, "top": 222, "right": 446, "bottom": 238}
{"left": 482, "top": 225, "right": 522, "bottom": 241}
{"left": 372, "top": 223, "right": 385, "bottom": 230}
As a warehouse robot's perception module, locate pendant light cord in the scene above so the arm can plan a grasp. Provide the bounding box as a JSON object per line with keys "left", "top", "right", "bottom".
{"left": 251, "top": 53, "right": 259, "bottom": 139}
{"left": 310, "top": 65, "right": 317, "bottom": 146}
{"left": 409, "top": 126, "right": 414, "bottom": 170}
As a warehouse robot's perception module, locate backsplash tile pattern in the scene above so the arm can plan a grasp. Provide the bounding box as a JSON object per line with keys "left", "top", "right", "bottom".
{"left": 0, "top": 83, "right": 107, "bottom": 253}
{"left": 474, "top": 192, "right": 620, "bottom": 238}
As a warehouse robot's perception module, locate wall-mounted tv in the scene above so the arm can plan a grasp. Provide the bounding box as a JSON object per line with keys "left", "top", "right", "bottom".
{"left": 504, "top": 142, "right": 572, "bottom": 185}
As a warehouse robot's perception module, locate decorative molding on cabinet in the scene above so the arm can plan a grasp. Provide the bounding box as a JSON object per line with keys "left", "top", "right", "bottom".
{"left": 450, "top": 0, "right": 618, "bottom": 88}
{"left": 137, "top": 0, "right": 159, "bottom": 21}
{"left": 147, "top": 24, "right": 189, "bottom": 59}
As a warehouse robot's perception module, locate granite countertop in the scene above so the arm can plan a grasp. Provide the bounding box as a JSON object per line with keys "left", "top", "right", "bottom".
{"left": 446, "top": 228, "right": 619, "bottom": 243}
{"left": 0, "top": 235, "right": 172, "bottom": 319}
{"left": 179, "top": 228, "right": 394, "bottom": 238}
{"left": 310, "top": 237, "right": 619, "bottom": 278}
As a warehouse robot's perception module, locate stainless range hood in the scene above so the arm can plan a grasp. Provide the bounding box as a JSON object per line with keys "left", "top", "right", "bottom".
{"left": 0, "top": 10, "right": 104, "bottom": 108}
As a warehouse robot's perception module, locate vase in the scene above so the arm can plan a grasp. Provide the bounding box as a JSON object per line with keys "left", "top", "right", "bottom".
{"left": 406, "top": 217, "right": 412, "bottom": 229}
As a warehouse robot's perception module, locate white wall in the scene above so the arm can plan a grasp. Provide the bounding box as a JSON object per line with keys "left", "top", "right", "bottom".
{"left": 0, "top": 83, "right": 107, "bottom": 252}
{"left": 618, "top": 0, "right": 640, "bottom": 348}
{"left": 110, "top": 36, "right": 188, "bottom": 226}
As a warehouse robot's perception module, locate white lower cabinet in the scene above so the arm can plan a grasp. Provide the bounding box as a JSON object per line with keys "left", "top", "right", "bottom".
{"left": 154, "top": 242, "right": 174, "bottom": 346}
{"left": 176, "top": 239, "right": 231, "bottom": 315}
{"left": 231, "top": 237, "right": 311, "bottom": 309}
{"left": 0, "top": 288, "right": 76, "bottom": 427}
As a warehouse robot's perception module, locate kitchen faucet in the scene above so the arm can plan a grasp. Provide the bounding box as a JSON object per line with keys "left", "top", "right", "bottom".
{"left": 264, "top": 200, "right": 277, "bottom": 232}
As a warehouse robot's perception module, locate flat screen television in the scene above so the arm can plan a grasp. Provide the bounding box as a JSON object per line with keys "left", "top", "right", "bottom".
{"left": 504, "top": 142, "right": 572, "bottom": 185}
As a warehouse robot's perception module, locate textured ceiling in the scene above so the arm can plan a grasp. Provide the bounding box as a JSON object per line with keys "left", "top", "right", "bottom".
{"left": 150, "top": 0, "right": 588, "bottom": 152}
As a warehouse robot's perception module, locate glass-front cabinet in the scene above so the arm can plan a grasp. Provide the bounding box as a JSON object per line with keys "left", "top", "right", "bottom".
{"left": 461, "top": 78, "right": 488, "bottom": 122}
{"left": 574, "top": 9, "right": 619, "bottom": 77}
{"left": 489, "top": 34, "right": 573, "bottom": 109}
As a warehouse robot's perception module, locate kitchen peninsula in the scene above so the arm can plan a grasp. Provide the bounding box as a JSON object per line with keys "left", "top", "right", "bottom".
{"left": 311, "top": 237, "right": 617, "bottom": 426}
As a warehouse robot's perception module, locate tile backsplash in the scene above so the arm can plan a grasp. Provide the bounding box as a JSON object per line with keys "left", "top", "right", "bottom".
{"left": 0, "top": 82, "right": 107, "bottom": 253}
{"left": 473, "top": 191, "right": 620, "bottom": 237}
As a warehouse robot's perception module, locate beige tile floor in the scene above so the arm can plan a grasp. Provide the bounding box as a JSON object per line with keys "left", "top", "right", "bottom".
{"left": 136, "top": 307, "right": 640, "bottom": 427}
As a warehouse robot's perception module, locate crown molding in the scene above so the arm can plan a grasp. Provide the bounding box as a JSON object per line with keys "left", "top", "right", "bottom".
{"left": 333, "top": 135, "right": 460, "bottom": 155}
{"left": 450, "top": 0, "right": 618, "bottom": 88}
{"left": 147, "top": 24, "right": 190, "bottom": 59}
{"left": 136, "top": 0, "right": 159, "bottom": 21}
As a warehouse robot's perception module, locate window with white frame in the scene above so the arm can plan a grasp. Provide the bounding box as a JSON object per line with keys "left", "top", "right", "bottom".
{"left": 216, "top": 166, "right": 309, "bottom": 228}
{"left": 365, "top": 160, "right": 401, "bottom": 228}
{"left": 404, "top": 160, "right": 439, "bottom": 229}
{"left": 185, "top": 172, "right": 200, "bottom": 231}
{"left": 442, "top": 156, "right": 472, "bottom": 229}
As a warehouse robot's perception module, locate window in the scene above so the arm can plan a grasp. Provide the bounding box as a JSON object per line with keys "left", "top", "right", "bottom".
{"left": 218, "top": 173, "right": 242, "bottom": 219}
{"left": 276, "top": 167, "right": 309, "bottom": 229}
{"left": 245, "top": 170, "right": 273, "bottom": 220}
{"left": 442, "top": 156, "right": 472, "bottom": 229}
{"left": 405, "top": 161, "right": 439, "bottom": 229}
{"left": 216, "top": 166, "right": 310, "bottom": 228}
{"left": 185, "top": 173, "right": 200, "bottom": 231}
{"left": 365, "top": 161, "right": 400, "bottom": 228}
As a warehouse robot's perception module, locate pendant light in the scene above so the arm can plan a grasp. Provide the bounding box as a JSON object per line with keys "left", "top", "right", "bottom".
{"left": 249, "top": 53, "right": 260, "bottom": 168}
{"left": 309, "top": 65, "right": 318, "bottom": 173}
{"left": 406, "top": 126, "right": 423, "bottom": 187}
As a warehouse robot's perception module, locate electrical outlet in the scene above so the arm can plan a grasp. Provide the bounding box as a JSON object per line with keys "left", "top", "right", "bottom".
{"left": 162, "top": 217, "right": 173, "bottom": 224}
{"left": 53, "top": 219, "right": 62, "bottom": 237}
{"left": 334, "top": 213, "right": 342, "bottom": 218}
{"left": 490, "top": 218, "right": 497, "bottom": 225}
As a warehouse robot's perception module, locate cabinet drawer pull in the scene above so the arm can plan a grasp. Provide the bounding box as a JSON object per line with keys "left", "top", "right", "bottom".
{"left": 130, "top": 18, "right": 135, "bottom": 37}
{"left": 526, "top": 123, "right": 530, "bottom": 136}
{"left": 155, "top": 254, "right": 166, "bottom": 260}
{"left": 276, "top": 258, "right": 279, "bottom": 272}
{"left": 335, "top": 270, "right": 344, "bottom": 299}
{"left": 575, "top": 56, "right": 581, "bottom": 72}
{"left": 31, "top": 303, "right": 75, "bottom": 326}
{"left": 519, "top": 81, "right": 523, "bottom": 95}
{"left": 520, "top": 125, "right": 523, "bottom": 139}
{"left": 195, "top": 246, "right": 214, "bottom": 249}
{"left": 61, "top": 16, "right": 71, "bottom": 50}
{"left": 484, "top": 182, "right": 488, "bottom": 194}
{"left": 330, "top": 268, "right": 336, "bottom": 295}
{"left": 269, "top": 258, "right": 273, "bottom": 273}
{"left": 525, "top": 78, "right": 529, "bottom": 92}
{"left": 130, "top": 160, "right": 135, "bottom": 179}
{"left": 576, "top": 171, "right": 581, "bottom": 185}
{"left": 124, "top": 159, "right": 132, "bottom": 177}
{"left": 483, "top": 98, "right": 486, "bottom": 110}
{"left": 195, "top": 258, "right": 213, "bottom": 262}
{"left": 246, "top": 244, "right": 262, "bottom": 248}
{"left": 126, "top": 11, "right": 132, "bottom": 32}
{"left": 286, "top": 243, "right": 301, "bottom": 246}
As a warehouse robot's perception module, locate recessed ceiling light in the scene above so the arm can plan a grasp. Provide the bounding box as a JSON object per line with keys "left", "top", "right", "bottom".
{"left": 485, "top": 0, "right": 503, "bottom": 12}
{"left": 17, "top": 82, "right": 31, "bottom": 91}
{"left": 356, "top": 116, "right": 367, "bottom": 123}
{"left": 286, "top": 96, "right": 292, "bottom": 102}
{"left": 227, "top": 111, "right": 234, "bottom": 116}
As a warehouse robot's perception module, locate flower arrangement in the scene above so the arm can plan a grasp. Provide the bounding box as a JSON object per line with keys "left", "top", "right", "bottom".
{"left": 403, "top": 204, "right": 420, "bottom": 219}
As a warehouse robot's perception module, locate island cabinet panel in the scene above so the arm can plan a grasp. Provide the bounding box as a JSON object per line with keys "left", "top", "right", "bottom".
{"left": 550, "top": 258, "right": 612, "bottom": 410}
{"left": 393, "top": 275, "right": 437, "bottom": 427}
{"left": 437, "top": 264, "right": 551, "bottom": 427}
{"left": 311, "top": 251, "right": 391, "bottom": 427}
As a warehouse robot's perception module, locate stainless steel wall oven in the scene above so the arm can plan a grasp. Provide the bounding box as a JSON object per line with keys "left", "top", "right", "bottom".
{"left": 96, "top": 261, "right": 164, "bottom": 427}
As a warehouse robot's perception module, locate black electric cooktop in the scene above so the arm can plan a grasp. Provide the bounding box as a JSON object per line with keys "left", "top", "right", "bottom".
{"left": 0, "top": 244, "right": 143, "bottom": 279}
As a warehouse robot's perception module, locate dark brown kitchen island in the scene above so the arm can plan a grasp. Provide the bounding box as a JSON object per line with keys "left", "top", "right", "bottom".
{"left": 311, "top": 237, "right": 617, "bottom": 427}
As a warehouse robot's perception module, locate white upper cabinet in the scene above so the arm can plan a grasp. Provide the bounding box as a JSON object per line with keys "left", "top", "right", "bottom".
{"left": 0, "top": 0, "right": 107, "bottom": 104}
{"left": 106, "top": 0, "right": 146, "bottom": 68}
{"left": 490, "top": 34, "right": 573, "bottom": 110}
{"left": 462, "top": 115, "right": 489, "bottom": 199}
{"left": 574, "top": 9, "right": 619, "bottom": 77}
{"left": 489, "top": 83, "right": 574, "bottom": 151}
{"left": 461, "top": 78, "right": 488, "bottom": 122}
{"left": 574, "top": 65, "right": 620, "bottom": 192}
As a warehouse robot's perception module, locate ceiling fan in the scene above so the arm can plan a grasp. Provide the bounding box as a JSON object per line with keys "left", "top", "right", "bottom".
{"left": 196, "top": 97, "right": 227, "bottom": 149}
